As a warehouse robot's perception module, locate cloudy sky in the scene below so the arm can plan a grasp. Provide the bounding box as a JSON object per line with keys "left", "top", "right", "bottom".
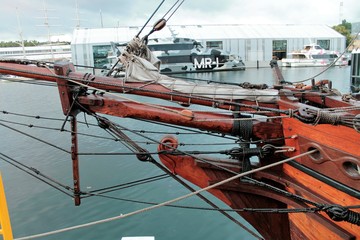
{"left": 0, "top": 0, "right": 359, "bottom": 41}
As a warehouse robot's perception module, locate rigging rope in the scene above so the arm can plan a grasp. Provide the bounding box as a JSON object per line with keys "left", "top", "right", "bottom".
{"left": 73, "top": 191, "right": 360, "bottom": 215}
{"left": 0, "top": 153, "right": 73, "bottom": 197}
{"left": 13, "top": 149, "right": 318, "bottom": 240}
{"left": 0, "top": 110, "right": 293, "bottom": 151}
{"left": 78, "top": 111, "right": 263, "bottom": 238}
{"left": 0, "top": 123, "right": 70, "bottom": 154}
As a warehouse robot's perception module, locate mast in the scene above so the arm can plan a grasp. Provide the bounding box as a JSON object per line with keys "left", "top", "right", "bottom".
{"left": 16, "top": 7, "right": 26, "bottom": 59}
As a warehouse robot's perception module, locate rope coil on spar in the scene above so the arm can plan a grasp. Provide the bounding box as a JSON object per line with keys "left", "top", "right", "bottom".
{"left": 307, "top": 108, "right": 360, "bottom": 131}
{"left": 313, "top": 109, "right": 342, "bottom": 126}
{"left": 13, "top": 149, "right": 317, "bottom": 240}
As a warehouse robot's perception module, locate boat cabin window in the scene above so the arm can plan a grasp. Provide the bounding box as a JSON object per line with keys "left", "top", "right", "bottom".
{"left": 206, "top": 41, "right": 223, "bottom": 50}
{"left": 148, "top": 43, "right": 195, "bottom": 52}
{"left": 312, "top": 54, "right": 338, "bottom": 59}
{"left": 292, "top": 54, "right": 306, "bottom": 59}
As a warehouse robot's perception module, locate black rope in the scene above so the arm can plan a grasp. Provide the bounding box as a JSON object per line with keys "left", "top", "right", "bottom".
{"left": 1, "top": 110, "right": 64, "bottom": 121}
{"left": 83, "top": 174, "right": 170, "bottom": 196}
{"left": 0, "top": 122, "right": 70, "bottom": 154}
{"left": 1, "top": 91, "right": 329, "bottom": 217}
{"left": 2, "top": 110, "right": 330, "bottom": 220}
{"left": 83, "top": 112, "right": 328, "bottom": 213}
{"left": 76, "top": 111, "right": 262, "bottom": 238}
{"left": 136, "top": 118, "right": 239, "bottom": 140}
{"left": 0, "top": 110, "right": 294, "bottom": 147}
{"left": 0, "top": 153, "right": 73, "bottom": 197}
{"left": 0, "top": 118, "right": 121, "bottom": 142}
{"left": 78, "top": 185, "right": 360, "bottom": 216}
{"left": 322, "top": 205, "right": 360, "bottom": 225}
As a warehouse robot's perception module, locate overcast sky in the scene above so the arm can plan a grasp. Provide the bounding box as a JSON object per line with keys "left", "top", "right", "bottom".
{"left": 0, "top": 0, "right": 359, "bottom": 42}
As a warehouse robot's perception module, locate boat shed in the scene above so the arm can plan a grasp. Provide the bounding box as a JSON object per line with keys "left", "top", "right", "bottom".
{"left": 71, "top": 24, "right": 345, "bottom": 69}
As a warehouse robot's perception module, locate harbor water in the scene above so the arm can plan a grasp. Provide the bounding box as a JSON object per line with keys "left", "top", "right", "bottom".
{"left": 0, "top": 65, "right": 351, "bottom": 240}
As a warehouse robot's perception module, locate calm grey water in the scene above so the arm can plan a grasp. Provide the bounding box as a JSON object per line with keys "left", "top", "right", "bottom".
{"left": 0, "top": 65, "right": 351, "bottom": 240}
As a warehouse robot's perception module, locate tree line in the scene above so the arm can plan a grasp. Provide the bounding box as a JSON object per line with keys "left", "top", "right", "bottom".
{"left": 0, "top": 40, "right": 70, "bottom": 48}
{"left": 332, "top": 20, "right": 353, "bottom": 48}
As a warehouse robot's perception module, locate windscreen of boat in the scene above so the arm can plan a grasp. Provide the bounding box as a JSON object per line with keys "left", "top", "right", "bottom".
{"left": 291, "top": 54, "right": 307, "bottom": 59}
{"left": 148, "top": 43, "right": 195, "bottom": 52}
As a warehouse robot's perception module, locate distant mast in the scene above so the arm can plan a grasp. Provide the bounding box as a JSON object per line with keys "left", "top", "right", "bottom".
{"left": 339, "top": 1, "right": 344, "bottom": 24}
{"left": 16, "top": 7, "right": 26, "bottom": 58}
{"left": 75, "top": 0, "right": 81, "bottom": 29}
{"left": 36, "top": 0, "right": 61, "bottom": 60}
{"left": 42, "top": 0, "right": 54, "bottom": 59}
{"left": 100, "top": 9, "right": 104, "bottom": 28}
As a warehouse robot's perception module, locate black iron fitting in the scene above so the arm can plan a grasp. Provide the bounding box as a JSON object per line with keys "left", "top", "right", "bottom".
{"left": 323, "top": 205, "right": 360, "bottom": 226}
{"left": 227, "top": 147, "right": 262, "bottom": 159}
{"left": 97, "top": 118, "right": 110, "bottom": 129}
{"left": 136, "top": 150, "right": 152, "bottom": 162}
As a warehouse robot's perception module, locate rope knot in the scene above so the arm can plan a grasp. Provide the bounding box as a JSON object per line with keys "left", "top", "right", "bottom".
{"left": 324, "top": 205, "right": 360, "bottom": 225}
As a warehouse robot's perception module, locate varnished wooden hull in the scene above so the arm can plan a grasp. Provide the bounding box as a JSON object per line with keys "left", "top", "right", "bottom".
{"left": 158, "top": 144, "right": 359, "bottom": 239}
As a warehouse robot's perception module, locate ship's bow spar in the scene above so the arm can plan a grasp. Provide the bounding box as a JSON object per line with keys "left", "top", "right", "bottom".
{"left": 0, "top": 36, "right": 359, "bottom": 240}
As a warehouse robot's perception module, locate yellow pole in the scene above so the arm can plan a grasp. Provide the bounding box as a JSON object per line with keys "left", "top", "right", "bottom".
{"left": 0, "top": 172, "right": 13, "bottom": 240}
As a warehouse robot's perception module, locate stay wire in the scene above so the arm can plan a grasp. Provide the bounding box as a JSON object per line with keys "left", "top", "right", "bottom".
{"left": 163, "top": 0, "right": 185, "bottom": 21}
{"left": 77, "top": 109, "right": 261, "bottom": 237}
{"left": 0, "top": 122, "right": 70, "bottom": 154}
{"left": 83, "top": 174, "right": 170, "bottom": 197}
{"left": 136, "top": 118, "right": 238, "bottom": 141}
{"left": 1, "top": 109, "right": 235, "bottom": 137}
{"left": 1, "top": 110, "right": 65, "bottom": 122}
{"left": 13, "top": 150, "right": 318, "bottom": 240}
{"left": 0, "top": 118, "right": 121, "bottom": 143}
{"left": 0, "top": 77, "right": 56, "bottom": 87}
{"left": 79, "top": 112, "right": 261, "bottom": 237}
{"left": 136, "top": 0, "right": 165, "bottom": 38}
{"left": 109, "top": 119, "right": 325, "bottom": 209}
{"left": 93, "top": 114, "right": 262, "bottom": 238}
{"left": 148, "top": 158, "right": 263, "bottom": 239}
{"left": 78, "top": 190, "right": 360, "bottom": 214}
{"left": 88, "top": 114, "right": 324, "bottom": 208}
{"left": 0, "top": 153, "right": 74, "bottom": 198}
{"left": 0, "top": 113, "right": 244, "bottom": 151}
{"left": 1, "top": 111, "right": 291, "bottom": 147}
{"left": 135, "top": 118, "right": 295, "bottom": 145}
{"left": 3, "top": 102, "right": 291, "bottom": 192}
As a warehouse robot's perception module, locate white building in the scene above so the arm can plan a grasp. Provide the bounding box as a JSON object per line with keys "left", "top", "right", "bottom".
{"left": 0, "top": 44, "right": 71, "bottom": 61}
{"left": 71, "top": 24, "right": 345, "bottom": 68}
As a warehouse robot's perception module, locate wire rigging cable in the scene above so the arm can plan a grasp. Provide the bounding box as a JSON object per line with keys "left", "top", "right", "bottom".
{"left": 12, "top": 149, "right": 319, "bottom": 240}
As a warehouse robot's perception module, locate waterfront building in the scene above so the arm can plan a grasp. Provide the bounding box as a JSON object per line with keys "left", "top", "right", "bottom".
{"left": 71, "top": 24, "right": 345, "bottom": 68}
